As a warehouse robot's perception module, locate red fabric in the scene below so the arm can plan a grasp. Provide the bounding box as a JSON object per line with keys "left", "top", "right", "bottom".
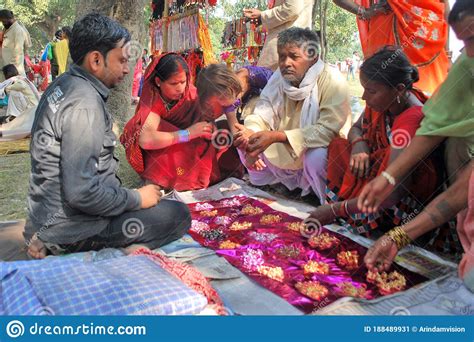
{"left": 326, "top": 90, "right": 440, "bottom": 230}
{"left": 132, "top": 248, "right": 227, "bottom": 315}
{"left": 132, "top": 57, "right": 143, "bottom": 98}
{"left": 355, "top": 0, "right": 449, "bottom": 94}
{"left": 120, "top": 53, "right": 228, "bottom": 191}
{"left": 38, "top": 60, "right": 50, "bottom": 92}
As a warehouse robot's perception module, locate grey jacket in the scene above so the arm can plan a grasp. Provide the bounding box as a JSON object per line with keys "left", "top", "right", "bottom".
{"left": 24, "top": 65, "right": 141, "bottom": 244}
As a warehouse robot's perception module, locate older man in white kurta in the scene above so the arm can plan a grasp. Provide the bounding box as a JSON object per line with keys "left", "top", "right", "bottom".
{"left": 244, "top": 0, "right": 314, "bottom": 71}
{"left": 235, "top": 28, "right": 351, "bottom": 203}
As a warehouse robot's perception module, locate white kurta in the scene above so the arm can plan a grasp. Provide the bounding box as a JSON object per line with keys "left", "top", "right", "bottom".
{"left": 242, "top": 63, "right": 351, "bottom": 201}
{"left": 245, "top": 63, "right": 352, "bottom": 170}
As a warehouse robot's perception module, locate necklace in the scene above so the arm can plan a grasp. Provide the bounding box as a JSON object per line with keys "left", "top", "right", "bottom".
{"left": 158, "top": 91, "right": 178, "bottom": 111}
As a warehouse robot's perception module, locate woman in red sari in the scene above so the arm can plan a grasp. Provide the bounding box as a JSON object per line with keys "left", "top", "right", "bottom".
{"left": 333, "top": 0, "right": 450, "bottom": 94}
{"left": 121, "top": 54, "right": 242, "bottom": 191}
{"left": 309, "top": 47, "right": 442, "bottom": 235}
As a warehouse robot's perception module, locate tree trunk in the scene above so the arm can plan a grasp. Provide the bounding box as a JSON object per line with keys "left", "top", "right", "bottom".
{"left": 37, "top": 14, "right": 61, "bottom": 40}
{"left": 312, "top": 0, "right": 319, "bottom": 28}
{"left": 321, "top": 0, "right": 329, "bottom": 61}
{"left": 75, "top": 0, "right": 148, "bottom": 131}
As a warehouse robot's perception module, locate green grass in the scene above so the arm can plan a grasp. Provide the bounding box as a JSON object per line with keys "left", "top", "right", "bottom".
{"left": 0, "top": 140, "right": 142, "bottom": 221}
{"left": 0, "top": 153, "right": 30, "bottom": 220}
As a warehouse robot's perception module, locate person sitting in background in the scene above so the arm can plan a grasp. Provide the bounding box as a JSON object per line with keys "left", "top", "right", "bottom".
{"left": 310, "top": 47, "right": 443, "bottom": 235}
{"left": 234, "top": 27, "right": 351, "bottom": 203}
{"left": 0, "top": 64, "right": 39, "bottom": 123}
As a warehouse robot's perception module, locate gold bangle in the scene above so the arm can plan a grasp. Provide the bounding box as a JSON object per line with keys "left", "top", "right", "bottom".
{"left": 386, "top": 226, "right": 411, "bottom": 250}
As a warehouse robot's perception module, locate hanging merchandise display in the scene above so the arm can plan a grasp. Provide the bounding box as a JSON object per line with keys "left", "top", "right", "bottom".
{"left": 221, "top": 16, "right": 266, "bottom": 67}
{"left": 150, "top": 0, "right": 215, "bottom": 83}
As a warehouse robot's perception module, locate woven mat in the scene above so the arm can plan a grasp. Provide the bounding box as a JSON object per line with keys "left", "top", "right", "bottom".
{"left": 0, "top": 138, "right": 30, "bottom": 155}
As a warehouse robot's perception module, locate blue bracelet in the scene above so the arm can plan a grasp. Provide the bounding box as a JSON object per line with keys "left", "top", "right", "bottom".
{"left": 177, "top": 130, "right": 190, "bottom": 143}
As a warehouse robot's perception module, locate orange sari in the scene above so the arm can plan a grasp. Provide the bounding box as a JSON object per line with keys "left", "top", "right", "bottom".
{"left": 355, "top": 0, "right": 449, "bottom": 94}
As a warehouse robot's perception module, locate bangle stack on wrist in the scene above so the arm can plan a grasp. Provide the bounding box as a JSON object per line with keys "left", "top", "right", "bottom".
{"left": 386, "top": 226, "right": 412, "bottom": 250}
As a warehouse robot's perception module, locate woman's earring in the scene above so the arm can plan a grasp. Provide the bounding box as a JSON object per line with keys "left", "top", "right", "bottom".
{"left": 397, "top": 95, "right": 401, "bottom": 104}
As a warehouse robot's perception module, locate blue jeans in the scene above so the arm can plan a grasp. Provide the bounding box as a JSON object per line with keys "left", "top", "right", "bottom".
{"left": 50, "top": 200, "right": 191, "bottom": 254}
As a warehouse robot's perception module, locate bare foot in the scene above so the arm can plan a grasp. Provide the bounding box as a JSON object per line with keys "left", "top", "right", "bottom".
{"left": 122, "top": 244, "right": 150, "bottom": 255}
{"left": 27, "top": 236, "right": 47, "bottom": 259}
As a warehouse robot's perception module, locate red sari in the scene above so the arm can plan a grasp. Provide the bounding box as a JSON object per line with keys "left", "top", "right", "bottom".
{"left": 326, "top": 90, "right": 442, "bottom": 234}
{"left": 121, "top": 53, "right": 235, "bottom": 191}
{"left": 355, "top": 0, "right": 449, "bottom": 94}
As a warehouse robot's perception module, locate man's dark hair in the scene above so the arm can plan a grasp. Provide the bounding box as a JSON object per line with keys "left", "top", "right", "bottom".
{"left": 449, "top": 0, "right": 474, "bottom": 25}
{"left": 277, "top": 27, "right": 321, "bottom": 55}
{"left": 54, "top": 30, "right": 62, "bottom": 40}
{"left": 2, "top": 64, "right": 19, "bottom": 79}
{"left": 0, "top": 9, "right": 14, "bottom": 20}
{"left": 69, "top": 13, "right": 131, "bottom": 66}
{"left": 61, "top": 26, "right": 72, "bottom": 39}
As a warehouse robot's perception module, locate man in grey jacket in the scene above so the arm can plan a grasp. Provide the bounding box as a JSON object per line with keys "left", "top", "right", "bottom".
{"left": 25, "top": 13, "right": 191, "bottom": 259}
